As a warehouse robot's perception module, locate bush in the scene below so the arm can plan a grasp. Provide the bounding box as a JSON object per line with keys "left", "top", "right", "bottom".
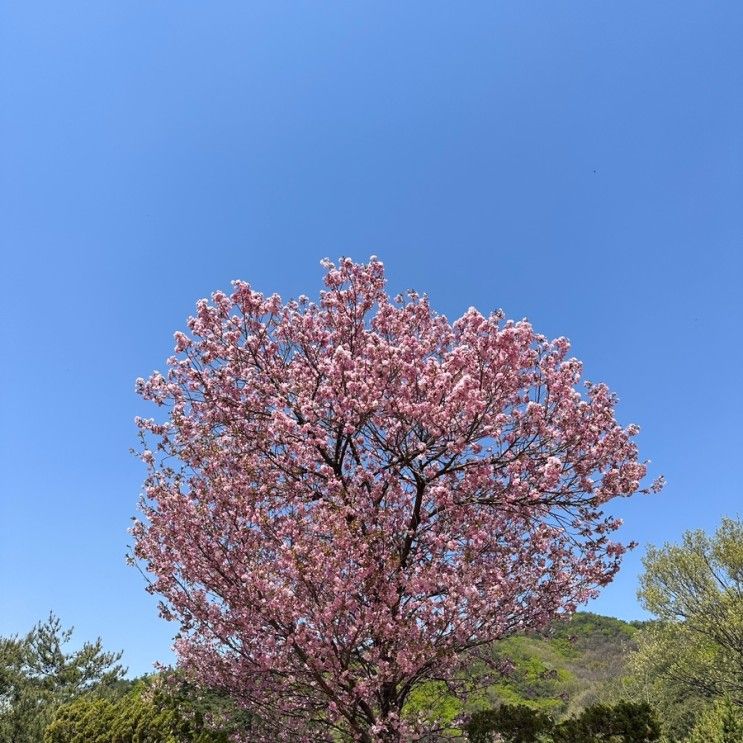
{"left": 686, "top": 698, "right": 743, "bottom": 743}
{"left": 44, "top": 674, "right": 251, "bottom": 743}
{"left": 466, "top": 705, "right": 553, "bottom": 743}
{"left": 554, "top": 701, "right": 660, "bottom": 742}
{"left": 466, "top": 701, "right": 660, "bottom": 743}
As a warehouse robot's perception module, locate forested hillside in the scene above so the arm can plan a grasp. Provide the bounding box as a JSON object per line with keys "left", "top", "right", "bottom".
{"left": 484, "top": 612, "right": 641, "bottom": 714}
{"left": 407, "top": 612, "right": 643, "bottom": 726}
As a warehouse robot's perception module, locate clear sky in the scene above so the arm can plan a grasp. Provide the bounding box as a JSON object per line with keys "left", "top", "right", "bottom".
{"left": 1, "top": 2, "right": 741, "bottom": 677}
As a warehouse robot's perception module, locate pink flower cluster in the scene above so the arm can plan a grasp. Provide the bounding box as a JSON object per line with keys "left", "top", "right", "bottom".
{"left": 134, "top": 257, "right": 661, "bottom": 741}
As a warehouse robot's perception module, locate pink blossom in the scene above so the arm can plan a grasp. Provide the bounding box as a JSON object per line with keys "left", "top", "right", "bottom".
{"left": 134, "top": 257, "right": 661, "bottom": 741}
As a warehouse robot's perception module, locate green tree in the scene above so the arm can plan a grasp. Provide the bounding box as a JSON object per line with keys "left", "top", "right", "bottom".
{"left": 465, "top": 704, "right": 553, "bottom": 743}
{"left": 686, "top": 697, "right": 743, "bottom": 743}
{"left": 552, "top": 701, "right": 660, "bottom": 743}
{"left": 627, "top": 517, "right": 743, "bottom": 739}
{"left": 44, "top": 673, "right": 253, "bottom": 742}
{"left": 465, "top": 702, "right": 659, "bottom": 743}
{"left": 0, "top": 613, "right": 125, "bottom": 743}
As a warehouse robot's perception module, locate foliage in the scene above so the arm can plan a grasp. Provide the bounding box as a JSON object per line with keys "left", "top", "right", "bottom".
{"left": 547, "top": 613, "right": 640, "bottom": 711}
{"left": 552, "top": 701, "right": 660, "bottom": 742}
{"left": 685, "top": 697, "right": 743, "bottom": 743}
{"left": 44, "top": 673, "right": 252, "bottom": 743}
{"left": 0, "top": 613, "right": 125, "bottom": 743}
{"left": 465, "top": 701, "right": 660, "bottom": 743}
{"left": 134, "top": 258, "right": 660, "bottom": 741}
{"left": 626, "top": 517, "right": 743, "bottom": 739}
{"left": 466, "top": 704, "right": 552, "bottom": 743}
{"left": 401, "top": 680, "right": 462, "bottom": 733}
{"left": 431, "top": 612, "right": 641, "bottom": 723}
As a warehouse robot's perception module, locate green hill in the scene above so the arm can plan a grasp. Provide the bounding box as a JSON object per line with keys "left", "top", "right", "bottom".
{"left": 405, "top": 612, "right": 642, "bottom": 726}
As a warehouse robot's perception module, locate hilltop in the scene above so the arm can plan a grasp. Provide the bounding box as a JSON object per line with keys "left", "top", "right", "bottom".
{"left": 406, "top": 612, "right": 643, "bottom": 724}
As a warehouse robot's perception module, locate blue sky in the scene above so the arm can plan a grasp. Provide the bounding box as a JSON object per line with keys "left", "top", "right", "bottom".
{"left": 1, "top": 2, "right": 741, "bottom": 677}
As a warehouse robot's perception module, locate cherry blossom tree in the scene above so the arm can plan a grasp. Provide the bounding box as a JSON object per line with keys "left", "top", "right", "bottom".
{"left": 133, "top": 257, "right": 661, "bottom": 741}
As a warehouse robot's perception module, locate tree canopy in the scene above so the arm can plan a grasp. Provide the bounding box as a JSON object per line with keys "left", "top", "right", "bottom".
{"left": 686, "top": 697, "right": 743, "bottom": 743}
{"left": 623, "top": 516, "right": 743, "bottom": 740}
{"left": 134, "top": 257, "right": 660, "bottom": 741}
{"left": 44, "top": 673, "right": 252, "bottom": 743}
{"left": 0, "top": 613, "right": 125, "bottom": 743}
{"left": 637, "top": 516, "right": 743, "bottom": 703}
{"left": 465, "top": 701, "right": 660, "bottom": 743}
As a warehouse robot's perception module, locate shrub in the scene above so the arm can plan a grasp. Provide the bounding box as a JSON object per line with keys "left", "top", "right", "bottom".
{"left": 686, "top": 697, "right": 743, "bottom": 743}
{"left": 466, "top": 700, "right": 660, "bottom": 743}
